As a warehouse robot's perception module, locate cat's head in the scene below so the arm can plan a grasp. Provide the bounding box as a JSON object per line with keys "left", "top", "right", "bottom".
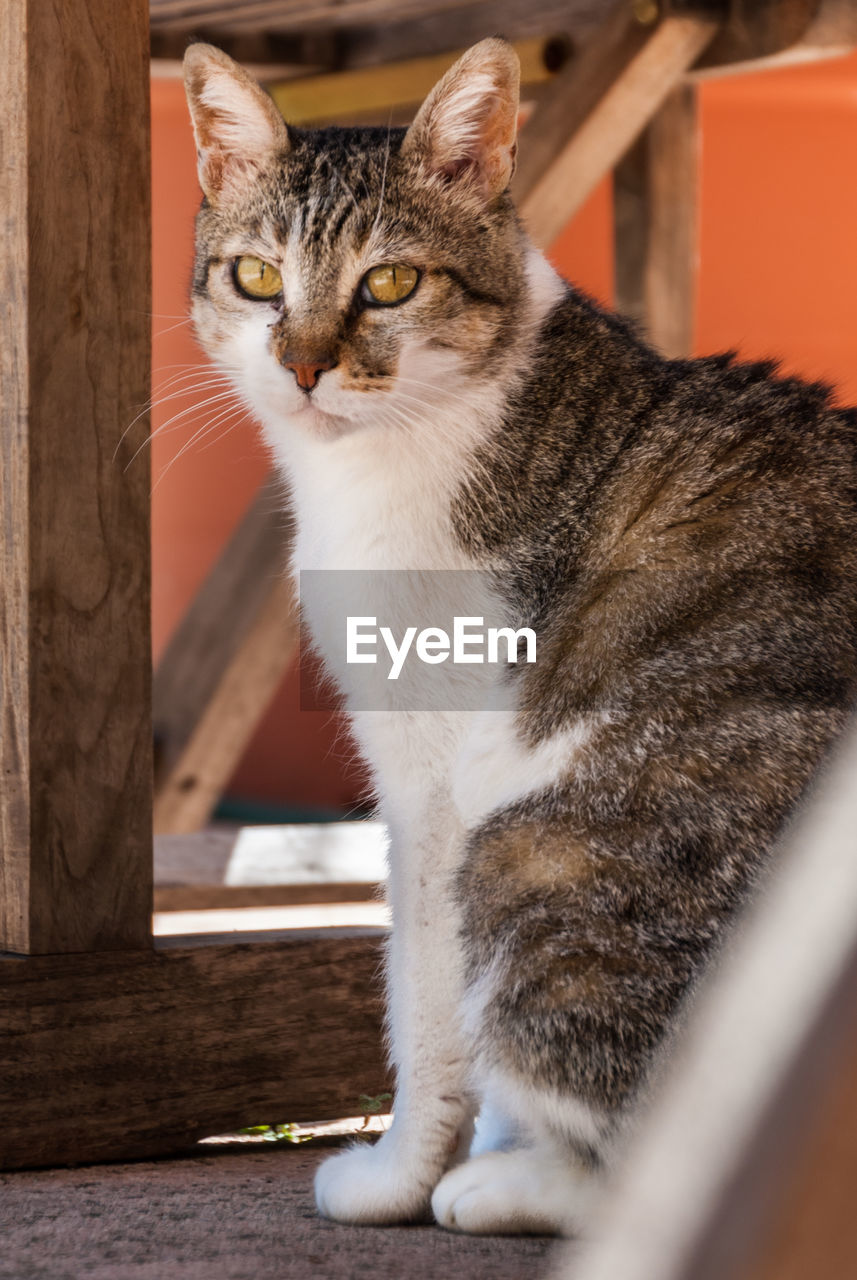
{"left": 183, "top": 39, "right": 527, "bottom": 444}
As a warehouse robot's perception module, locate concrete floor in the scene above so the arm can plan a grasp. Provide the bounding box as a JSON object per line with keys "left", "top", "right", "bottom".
{"left": 0, "top": 1138, "right": 558, "bottom": 1280}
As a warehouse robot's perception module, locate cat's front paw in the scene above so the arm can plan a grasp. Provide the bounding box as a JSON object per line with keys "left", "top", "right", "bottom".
{"left": 314, "top": 1135, "right": 438, "bottom": 1225}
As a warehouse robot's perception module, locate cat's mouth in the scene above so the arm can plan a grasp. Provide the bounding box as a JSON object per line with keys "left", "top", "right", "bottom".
{"left": 291, "top": 397, "right": 363, "bottom": 441}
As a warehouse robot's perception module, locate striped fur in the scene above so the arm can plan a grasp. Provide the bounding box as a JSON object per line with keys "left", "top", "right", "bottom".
{"left": 184, "top": 39, "right": 857, "bottom": 1236}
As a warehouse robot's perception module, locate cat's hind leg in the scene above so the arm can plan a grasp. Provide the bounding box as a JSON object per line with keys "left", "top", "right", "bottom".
{"left": 432, "top": 810, "right": 671, "bottom": 1236}
{"left": 433, "top": 1063, "right": 606, "bottom": 1235}
{"left": 431, "top": 1138, "right": 598, "bottom": 1236}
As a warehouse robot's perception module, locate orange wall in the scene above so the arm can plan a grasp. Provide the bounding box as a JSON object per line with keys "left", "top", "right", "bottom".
{"left": 695, "top": 54, "right": 857, "bottom": 400}
{"left": 150, "top": 52, "right": 857, "bottom": 811}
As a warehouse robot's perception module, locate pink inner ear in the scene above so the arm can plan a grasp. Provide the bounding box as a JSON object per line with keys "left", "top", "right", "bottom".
{"left": 439, "top": 156, "right": 476, "bottom": 182}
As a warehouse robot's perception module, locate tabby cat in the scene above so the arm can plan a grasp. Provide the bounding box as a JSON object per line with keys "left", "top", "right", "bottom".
{"left": 183, "top": 39, "right": 857, "bottom": 1235}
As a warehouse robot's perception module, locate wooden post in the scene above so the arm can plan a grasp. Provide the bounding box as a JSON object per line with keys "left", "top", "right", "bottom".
{"left": 514, "top": 6, "right": 719, "bottom": 248}
{"left": 0, "top": 0, "right": 153, "bottom": 954}
{"left": 614, "top": 84, "right": 700, "bottom": 358}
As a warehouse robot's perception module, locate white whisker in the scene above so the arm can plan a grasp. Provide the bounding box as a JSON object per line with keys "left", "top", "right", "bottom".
{"left": 119, "top": 381, "right": 237, "bottom": 449}
{"left": 150, "top": 403, "right": 249, "bottom": 494}
{"left": 122, "top": 388, "right": 243, "bottom": 471}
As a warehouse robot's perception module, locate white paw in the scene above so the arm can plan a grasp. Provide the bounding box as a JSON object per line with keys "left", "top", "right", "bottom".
{"left": 431, "top": 1149, "right": 596, "bottom": 1237}
{"left": 314, "top": 1136, "right": 436, "bottom": 1225}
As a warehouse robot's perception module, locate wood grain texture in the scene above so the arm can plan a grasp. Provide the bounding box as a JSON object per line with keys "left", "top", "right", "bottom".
{"left": 0, "top": 928, "right": 390, "bottom": 1170}
{"left": 518, "top": 12, "right": 718, "bottom": 248}
{"left": 615, "top": 84, "right": 699, "bottom": 358}
{"left": 149, "top": 0, "right": 600, "bottom": 33}
{"left": 0, "top": 0, "right": 30, "bottom": 955}
{"left": 0, "top": 0, "right": 153, "bottom": 955}
{"left": 149, "top": 0, "right": 599, "bottom": 70}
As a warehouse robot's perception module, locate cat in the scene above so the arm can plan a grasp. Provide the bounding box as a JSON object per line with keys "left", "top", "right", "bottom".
{"left": 182, "top": 38, "right": 857, "bottom": 1235}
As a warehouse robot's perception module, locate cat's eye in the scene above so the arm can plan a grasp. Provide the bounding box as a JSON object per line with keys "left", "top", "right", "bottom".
{"left": 233, "top": 255, "right": 283, "bottom": 300}
{"left": 361, "top": 264, "right": 419, "bottom": 306}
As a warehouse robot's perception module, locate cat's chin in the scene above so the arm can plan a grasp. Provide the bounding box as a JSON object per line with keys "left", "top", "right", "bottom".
{"left": 284, "top": 400, "right": 360, "bottom": 441}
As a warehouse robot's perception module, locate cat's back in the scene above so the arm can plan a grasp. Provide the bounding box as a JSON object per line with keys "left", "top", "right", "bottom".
{"left": 462, "top": 285, "right": 857, "bottom": 577}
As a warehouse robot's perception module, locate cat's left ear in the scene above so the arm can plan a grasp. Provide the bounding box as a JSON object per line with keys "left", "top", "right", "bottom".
{"left": 402, "top": 38, "right": 520, "bottom": 199}
{"left": 183, "top": 43, "right": 290, "bottom": 204}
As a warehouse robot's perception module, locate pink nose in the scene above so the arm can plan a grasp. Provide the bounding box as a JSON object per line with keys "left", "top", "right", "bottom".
{"left": 281, "top": 357, "right": 335, "bottom": 391}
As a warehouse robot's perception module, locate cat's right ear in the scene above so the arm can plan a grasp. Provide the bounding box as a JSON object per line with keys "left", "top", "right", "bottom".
{"left": 402, "top": 38, "right": 520, "bottom": 200}
{"left": 183, "top": 43, "right": 289, "bottom": 204}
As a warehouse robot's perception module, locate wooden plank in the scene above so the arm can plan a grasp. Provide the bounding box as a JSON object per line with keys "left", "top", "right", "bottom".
{"left": 737, "top": 1015, "right": 857, "bottom": 1280}
{"left": 149, "top": 0, "right": 599, "bottom": 31}
{"left": 149, "top": 0, "right": 597, "bottom": 70}
{"left": 153, "top": 822, "right": 388, "bottom": 908}
{"left": 193, "top": 0, "right": 502, "bottom": 33}
{"left": 614, "top": 84, "right": 699, "bottom": 357}
{"left": 268, "top": 36, "right": 561, "bottom": 126}
{"left": 0, "top": 928, "right": 390, "bottom": 1170}
{"left": 558, "top": 713, "right": 857, "bottom": 1280}
{"left": 516, "top": 8, "right": 719, "bottom": 248}
{"left": 0, "top": 0, "right": 152, "bottom": 955}
{"left": 154, "top": 881, "right": 382, "bottom": 909}
{"left": 154, "top": 572, "right": 299, "bottom": 834}
{"left": 148, "top": 0, "right": 856, "bottom": 73}
{"left": 613, "top": 130, "right": 650, "bottom": 331}
{"left": 512, "top": 2, "right": 654, "bottom": 208}
{"left": 152, "top": 0, "right": 467, "bottom": 21}
{"left": 154, "top": 821, "right": 387, "bottom": 884}
{"left": 694, "top": 0, "right": 857, "bottom": 74}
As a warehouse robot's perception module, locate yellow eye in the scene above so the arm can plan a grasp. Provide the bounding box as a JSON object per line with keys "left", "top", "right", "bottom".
{"left": 234, "top": 255, "right": 282, "bottom": 300}
{"left": 362, "top": 264, "right": 419, "bottom": 306}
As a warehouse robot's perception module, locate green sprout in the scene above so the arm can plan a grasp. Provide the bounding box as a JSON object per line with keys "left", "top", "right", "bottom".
{"left": 238, "top": 1123, "right": 312, "bottom": 1144}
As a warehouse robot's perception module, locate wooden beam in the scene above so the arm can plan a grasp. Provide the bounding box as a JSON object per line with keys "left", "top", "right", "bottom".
{"left": 738, "top": 1014, "right": 857, "bottom": 1280}
{"left": 154, "top": 882, "right": 383, "bottom": 909}
{"left": 515, "top": 5, "right": 720, "bottom": 248}
{"left": 0, "top": 0, "right": 153, "bottom": 955}
{"left": 149, "top": 0, "right": 596, "bottom": 70}
{"left": 268, "top": 36, "right": 561, "bottom": 126}
{"left": 513, "top": 2, "right": 654, "bottom": 207}
{"left": 694, "top": 0, "right": 857, "bottom": 75}
{"left": 154, "top": 571, "right": 299, "bottom": 834}
{"left": 614, "top": 84, "right": 699, "bottom": 357}
{"left": 195, "top": 0, "right": 525, "bottom": 34}
{"left": 149, "top": 0, "right": 599, "bottom": 35}
{"left": 152, "top": 475, "right": 298, "bottom": 834}
{"left": 0, "top": 927, "right": 390, "bottom": 1170}
{"left": 148, "top": 0, "right": 856, "bottom": 74}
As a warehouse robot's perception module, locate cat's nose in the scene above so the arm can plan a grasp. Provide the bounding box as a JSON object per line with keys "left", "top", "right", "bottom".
{"left": 280, "top": 355, "right": 337, "bottom": 391}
